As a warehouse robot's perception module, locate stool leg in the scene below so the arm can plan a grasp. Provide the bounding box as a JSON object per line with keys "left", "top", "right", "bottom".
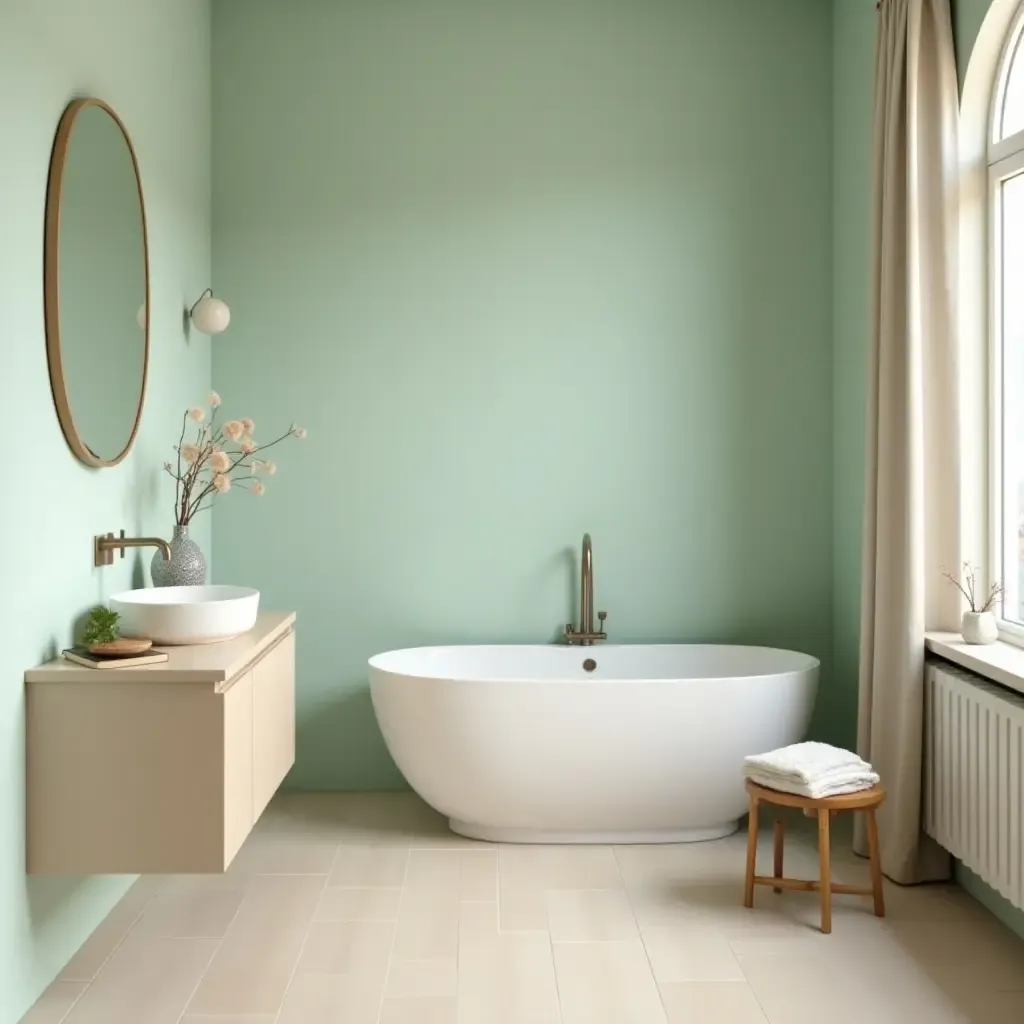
{"left": 744, "top": 797, "right": 759, "bottom": 909}
{"left": 817, "top": 807, "right": 831, "bottom": 935}
{"left": 866, "top": 807, "right": 885, "bottom": 918}
{"left": 772, "top": 819, "right": 784, "bottom": 894}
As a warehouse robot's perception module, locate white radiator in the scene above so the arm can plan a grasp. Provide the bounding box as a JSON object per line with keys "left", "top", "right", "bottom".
{"left": 924, "top": 661, "right": 1024, "bottom": 911}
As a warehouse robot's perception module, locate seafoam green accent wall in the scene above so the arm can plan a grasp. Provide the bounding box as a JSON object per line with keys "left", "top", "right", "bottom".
{"left": 212, "top": 0, "right": 836, "bottom": 789}
{"left": 0, "top": 2, "right": 210, "bottom": 1020}
{"left": 830, "top": 0, "right": 877, "bottom": 751}
{"left": 957, "top": 864, "right": 1024, "bottom": 940}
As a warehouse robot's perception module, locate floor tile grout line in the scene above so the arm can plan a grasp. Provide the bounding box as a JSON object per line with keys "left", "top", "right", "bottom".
{"left": 612, "top": 845, "right": 672, "bottom": 1023}
{"left": 53, "top": 982, "right": 90, "bottom": 1024}
{"left": 545, "top": 910, "right": 567, "bottom": 1023}
{"left": 266, "top": 865, "right": 333, "bottom": 1024}
{"left": 374, "top": 846, "right": 411, "bottom": 1024}
{"left": 454, "top": 853, "right": 465, "bottom": 1020}
{"left": 62, "top": 876, "right": 166, "bottom": 988}
{"left": 172, "top": 883, "right": 249, "bottom": 1024}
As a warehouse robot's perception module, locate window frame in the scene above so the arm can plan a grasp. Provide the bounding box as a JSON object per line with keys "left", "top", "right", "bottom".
{"left": 988, "top": 3, "right": 1024, "bottom": 643}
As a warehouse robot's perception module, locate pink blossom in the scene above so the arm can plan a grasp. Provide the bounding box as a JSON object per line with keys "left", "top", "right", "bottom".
{"left": 241, "top": 418, "right": 255, "bottom": 434}
{"left": 213, "top": 473, "right": 231, "bottom": 493}
{"left": 240, "top": 439, "right": 256, "bottom": 454}
{"left": 223, "top": 420, "right": 244, "bottom": 441}
{"left": 262, "top": 460, "right": 277, "bottom": 475}
{"left": 210, "top": 451, "right": 231, "bottom": 473}
{"left": 188, "top": 407, "right": 205, "bottom": 422}
{"left": 208, "top": 391, "right": 222, "bottom": 408}
{"left": 252, "top": 480, "right": 266, "bottom": 496}
{"left": 180, "top": 443, "right": 200, "bottom": 464}
{"left": 291, "top": 425, "right": 307, "bottom": 439}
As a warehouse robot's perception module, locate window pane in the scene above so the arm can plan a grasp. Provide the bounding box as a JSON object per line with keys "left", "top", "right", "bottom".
{"left": 1001, "top": 26, "right": 1024, "bottom": 141}
{"left": 1001, "top": 170, "right": 1024, "bottom": 621}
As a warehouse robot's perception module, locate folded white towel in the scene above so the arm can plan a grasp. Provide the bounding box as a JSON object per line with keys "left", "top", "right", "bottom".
{"left": 743, "top": 742, "right": 880, "bottom": 799}
{"left": 744, "top": 768, "right": 880, "bottom": 800}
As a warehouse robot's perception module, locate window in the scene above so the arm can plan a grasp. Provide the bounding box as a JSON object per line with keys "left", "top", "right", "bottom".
{"left": 991, "top": 7, "right": 1024, "bottom": 631}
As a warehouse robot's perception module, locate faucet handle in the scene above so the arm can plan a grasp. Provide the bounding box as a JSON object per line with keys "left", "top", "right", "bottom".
{"left": 564, "top": 623, "right": 575, "bottom": 635}
{"left": 117, "top": 529, "right": 126, "bottom": 558}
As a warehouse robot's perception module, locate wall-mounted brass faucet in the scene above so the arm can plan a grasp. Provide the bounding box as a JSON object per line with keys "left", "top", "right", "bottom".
{"left": 563, "top": 533, "right": 608, "bottom": 645}
{"left": 94, "top": 530, "right": 171, "bottom": 568}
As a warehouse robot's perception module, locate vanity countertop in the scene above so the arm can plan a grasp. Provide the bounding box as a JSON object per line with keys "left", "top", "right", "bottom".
{"left": 26, "top": 611, "right": 295, "bottom": 688}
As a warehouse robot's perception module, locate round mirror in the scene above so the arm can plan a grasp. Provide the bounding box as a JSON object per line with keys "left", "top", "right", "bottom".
{"left": 44, "top": 98, "right": 149, "bottom": 467}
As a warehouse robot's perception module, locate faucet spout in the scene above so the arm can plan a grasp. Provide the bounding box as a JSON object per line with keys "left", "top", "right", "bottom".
{"left": 581, "top": 533, "right": 594, "bottom": 637}
{"left": 563, "top": 533, "right": 607, "bottom": 645}
{"left": 94, "top": 531, "right": 172, "bottom": 568}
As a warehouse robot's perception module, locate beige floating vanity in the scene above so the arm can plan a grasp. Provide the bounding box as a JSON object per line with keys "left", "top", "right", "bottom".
{"left": 25, "top": 612, "right": 295, "bottom": 875}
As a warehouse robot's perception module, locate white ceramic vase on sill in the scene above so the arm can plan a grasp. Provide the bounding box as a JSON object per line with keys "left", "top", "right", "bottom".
{"left": 961, "top": 611, "right": 998, "bottom": 645}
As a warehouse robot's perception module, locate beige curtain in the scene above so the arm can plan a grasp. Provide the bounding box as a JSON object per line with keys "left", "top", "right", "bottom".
{"left": 857, "top": 0, "right": 960, "bottom": 884}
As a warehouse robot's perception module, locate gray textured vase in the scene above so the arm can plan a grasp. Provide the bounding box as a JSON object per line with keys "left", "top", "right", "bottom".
{"left": 151, "top": 525, "right": 206, "bottom": 587}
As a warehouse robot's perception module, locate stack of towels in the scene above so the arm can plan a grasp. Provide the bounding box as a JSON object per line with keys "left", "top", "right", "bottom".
{"left": 743, "top": 742, "right": 880, "bottom": 799}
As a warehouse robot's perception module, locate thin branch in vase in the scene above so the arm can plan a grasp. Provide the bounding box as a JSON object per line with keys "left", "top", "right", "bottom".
{"left": 174, "top": 410, "right": 188, "bottom": 512}
{"left": 981, "top": 580, "right": 1006, "bottom": 613}
{"left": 964, "top": 562, "right": 978, "bottom": 612}
{"left": 942, "top": 567, "right": 978, "bottom": 611}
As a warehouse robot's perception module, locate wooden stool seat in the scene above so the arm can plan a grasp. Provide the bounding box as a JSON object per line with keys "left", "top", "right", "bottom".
{"left": 742, "top": 779, "right": 886, "bottom": 934}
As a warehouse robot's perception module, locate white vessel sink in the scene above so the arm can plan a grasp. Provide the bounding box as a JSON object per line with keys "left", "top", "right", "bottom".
{"left": 110, "top": 586, "right": 260, "bottom": 646}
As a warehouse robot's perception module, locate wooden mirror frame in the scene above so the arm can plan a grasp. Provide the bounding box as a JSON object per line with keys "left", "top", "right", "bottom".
{"left": 44, "top": 97, "right": 150, "bottom": 468}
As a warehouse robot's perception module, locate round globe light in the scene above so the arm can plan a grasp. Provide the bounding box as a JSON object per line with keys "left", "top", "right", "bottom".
{"left": 190, "top": 293, "right": 231, "bottom": 335}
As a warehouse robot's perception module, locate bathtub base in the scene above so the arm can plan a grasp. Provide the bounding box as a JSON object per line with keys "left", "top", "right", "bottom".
{"left": 448, "top": 819, "right": 739, "bottom": 845}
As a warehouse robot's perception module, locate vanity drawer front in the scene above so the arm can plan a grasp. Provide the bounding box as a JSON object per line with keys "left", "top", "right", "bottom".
{"left": 27, "top": 684, "right": 228, "bottom": 874}
{"left": 253, "top": 631, "right": 295, "bottom": 820}
{"left": 223, "top": 669, "right": 255, "bottom": 866}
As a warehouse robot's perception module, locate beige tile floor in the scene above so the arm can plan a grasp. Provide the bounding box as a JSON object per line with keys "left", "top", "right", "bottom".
{"left": 18, "top": 792, "right": 1024, "bottom": 1024}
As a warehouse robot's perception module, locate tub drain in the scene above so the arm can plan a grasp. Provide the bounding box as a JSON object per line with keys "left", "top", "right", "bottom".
{"left": 583, "top": 658, "right": 597, "bottom": 672}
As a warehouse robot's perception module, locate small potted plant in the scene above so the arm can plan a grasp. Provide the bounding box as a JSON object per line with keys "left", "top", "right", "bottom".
{"left": 82, "top": 606, "right": 121, "bottom": 651}
{"left": 80, "top": 606, "right": 154, "bottom": 657}
{"left": 943, "top": 563, "right": 1004, "bottom": 645}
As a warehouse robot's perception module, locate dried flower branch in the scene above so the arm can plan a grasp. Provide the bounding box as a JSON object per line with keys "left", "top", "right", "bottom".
{"left": 164, "top": 392, "right": 306, "bottom": 526}
{"left": 943, "top": 562, "right": 1005, "bottom": 613}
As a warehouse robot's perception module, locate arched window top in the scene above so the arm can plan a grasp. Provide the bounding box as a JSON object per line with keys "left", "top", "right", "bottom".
{"left": 992, "top": 5, "right": 1024, "bottom": 150}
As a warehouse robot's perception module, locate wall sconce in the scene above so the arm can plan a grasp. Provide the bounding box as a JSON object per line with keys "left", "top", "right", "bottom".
{"left": 189, "top": 289, "right": 231, "bottom": 335}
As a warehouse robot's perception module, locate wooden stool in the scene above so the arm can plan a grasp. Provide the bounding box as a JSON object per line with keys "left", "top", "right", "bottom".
{"left": 742, "top": 779, "right": 886, "bottom": 934}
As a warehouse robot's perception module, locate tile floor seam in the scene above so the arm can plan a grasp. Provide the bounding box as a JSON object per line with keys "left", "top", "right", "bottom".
{"left": 72, "top": 878, "right": 165, "bottom": 985}
{"left": 52, "top": 984, "right": 89, "bottom": 1024}
{"left": 267, "top": 870, "right": 331, "bottom": 1023}
{"left": 734, "top": 955, "right": 773, "bottom": 1023}
{"left": 612, "top": 845, "right": 671, "bottom": 1023}
{"left": 453, "top": 858, "right": 464, "bottom": 1019}
{"left": 172, "top": 901, "right": 245, "bottom": 1024}
{"left": 545, "top": 902, "right": 567, "bottom": 1024}
{"left": 375, "top": 846, "right": 412, "bottom": 1024}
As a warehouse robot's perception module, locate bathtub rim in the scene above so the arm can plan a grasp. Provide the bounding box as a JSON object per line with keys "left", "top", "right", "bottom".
{"left": 368, "top": 642, "right": 820, "bottom": 685}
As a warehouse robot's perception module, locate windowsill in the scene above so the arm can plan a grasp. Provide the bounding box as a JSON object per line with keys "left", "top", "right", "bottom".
{"left": 925, "top": 632, "right": 1024, "bottom": 697}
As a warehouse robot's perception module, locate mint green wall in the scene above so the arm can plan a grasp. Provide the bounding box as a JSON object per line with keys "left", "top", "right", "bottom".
{"left": 954, "top": 0, "right": 999, "bottom": 86}
{"left": 957, "top": 864, "right": 1024, "bottom": 940}
{"left": 830, "top": 0, "right": 877, "bottom": 751}
{"left": 212, "top": 0, "right": 836, "bottom": 789}
{"left": 0, "top": 2, "right": 210, "bottom": 1020}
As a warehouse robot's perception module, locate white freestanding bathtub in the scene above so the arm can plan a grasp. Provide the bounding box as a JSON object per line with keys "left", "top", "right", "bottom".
{"left": 369, "top": 644, "right": 818, "bottom": 844}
